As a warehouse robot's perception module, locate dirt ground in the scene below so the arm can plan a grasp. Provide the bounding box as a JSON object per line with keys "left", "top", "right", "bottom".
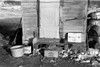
{"left": 0, "top": 46, "right": 95, "bottom": 67}
{"left": 0, "top": 35, "right": 94, "bottom": 67}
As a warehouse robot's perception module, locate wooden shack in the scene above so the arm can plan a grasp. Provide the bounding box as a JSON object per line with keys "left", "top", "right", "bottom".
{"left": 21, "top": 0, "right": 100, "bottom": 51}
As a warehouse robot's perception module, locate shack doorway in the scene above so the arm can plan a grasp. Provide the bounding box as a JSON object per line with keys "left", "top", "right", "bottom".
{"left": 39, "top": 0, "right": 60, "bottom": 38}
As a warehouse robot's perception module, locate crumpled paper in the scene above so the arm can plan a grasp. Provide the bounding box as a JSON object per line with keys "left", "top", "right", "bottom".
{"left": 88, "top": 48, "right": 99, "bottom": 56}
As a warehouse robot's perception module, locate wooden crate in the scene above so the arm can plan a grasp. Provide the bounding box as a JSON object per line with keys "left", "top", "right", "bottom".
{"left": 44, "top": 50, "right": 59, "bottom": 58}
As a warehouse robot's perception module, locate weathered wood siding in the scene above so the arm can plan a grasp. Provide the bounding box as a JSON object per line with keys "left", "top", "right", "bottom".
{"left": 22, "top": 0, "right": 37, "bottom": 44}
{"left": 40, "top": 0, "right": 60, "bottom": 38}
{"left": 22, "top": 0, "right": 87, "bottom": 43}
{"left": 61, "top": 0, "right": 87, "bottom": 41}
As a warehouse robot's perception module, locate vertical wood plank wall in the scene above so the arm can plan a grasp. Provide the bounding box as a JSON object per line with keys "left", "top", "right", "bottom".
{"left": 21, "top": 0, "right": 88, "bottom": 43}
{"left": 22, "top": 0, "right": 37, "bottom": 44}
{"left": 60, "top": 0, "right": 87, "bottom": 41}
{"left": 21, "top": 0, "right": 87, "bottom": 43}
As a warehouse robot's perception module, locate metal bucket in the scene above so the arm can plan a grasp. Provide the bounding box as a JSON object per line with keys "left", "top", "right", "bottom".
{"left": 10, "top": 45, "right": 24, "bottom": 58}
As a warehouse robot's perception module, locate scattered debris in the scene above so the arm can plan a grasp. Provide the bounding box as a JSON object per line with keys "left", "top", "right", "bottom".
{"left": 50, "top": 60, "right": 56, "bottom": 63}
{"left": 81, "top": 60, "right": 90, "bottom": 63}
{"left": 92, "top": 60, "right": 100, "bottom": 66}
{"left": 18, "top": 65, "right": 23, "bottom": 67}
{"left": 31, "top": 43, "right": 100, "bottom": 67}
{"left": 88, "top": 48, "right": 99, "bottom": 56}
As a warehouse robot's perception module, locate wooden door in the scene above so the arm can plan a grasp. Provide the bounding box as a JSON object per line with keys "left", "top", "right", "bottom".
{"left": 40, "top": 0, "right": 60, "bottom": 38}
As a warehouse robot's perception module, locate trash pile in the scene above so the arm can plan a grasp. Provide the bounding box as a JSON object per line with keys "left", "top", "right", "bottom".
{"left": 59, "top": 48, "right": 100, "bottom": 66}
{"left": 27, "top": 43, "right": 100, "bottom": 67}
